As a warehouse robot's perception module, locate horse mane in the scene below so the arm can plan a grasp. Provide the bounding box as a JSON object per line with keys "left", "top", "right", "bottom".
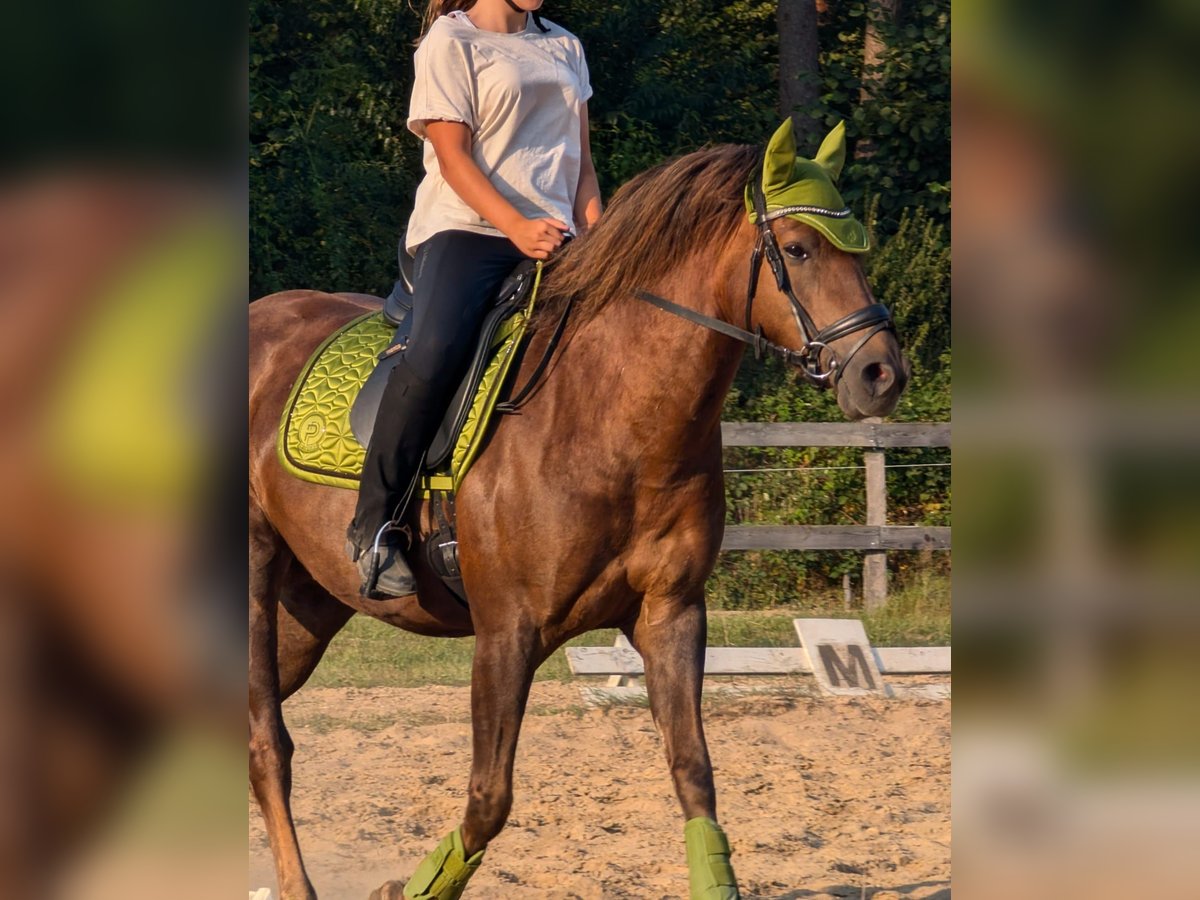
{"left": 535, "top": 143, "right": 760, "bottom": 325}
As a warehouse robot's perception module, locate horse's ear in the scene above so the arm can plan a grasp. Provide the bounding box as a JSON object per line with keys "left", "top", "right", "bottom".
{"left": 814, "top": 120, "right": 848, "bottom": 182}
{"left": 762, "top": 118, "right": 798, "bottom": 196}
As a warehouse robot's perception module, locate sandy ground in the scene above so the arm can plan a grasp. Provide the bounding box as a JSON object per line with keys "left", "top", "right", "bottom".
{"left": 249, "top": 681, "right": 950, "bottom": 899}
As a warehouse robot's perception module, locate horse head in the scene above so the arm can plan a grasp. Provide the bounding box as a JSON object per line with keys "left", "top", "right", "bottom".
{"left": 732, "top": 119, "right": 910, "bottom": 419}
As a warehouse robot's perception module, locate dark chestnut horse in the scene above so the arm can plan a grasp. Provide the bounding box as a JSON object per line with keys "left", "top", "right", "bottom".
{"left": 249, "top": 142, "right": 908, "bottom": 899}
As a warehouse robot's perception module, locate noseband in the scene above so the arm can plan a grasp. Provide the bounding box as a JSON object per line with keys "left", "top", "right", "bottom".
{"left": 634, "top": 172, "right": 895, "bottom": 387}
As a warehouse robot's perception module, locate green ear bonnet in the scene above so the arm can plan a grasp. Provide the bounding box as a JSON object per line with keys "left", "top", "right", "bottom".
{"left": 745, "top": 118, "right": 870, "bottom": 253}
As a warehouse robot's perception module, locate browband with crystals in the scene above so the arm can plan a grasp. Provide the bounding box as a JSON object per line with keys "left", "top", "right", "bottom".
{"left": 761, "top": 205, "right": 853, "bottom": 221}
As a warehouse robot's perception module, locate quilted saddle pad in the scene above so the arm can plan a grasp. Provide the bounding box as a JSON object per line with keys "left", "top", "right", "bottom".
{"left": 277, "top": 303, "right": 533, "bottom": 492}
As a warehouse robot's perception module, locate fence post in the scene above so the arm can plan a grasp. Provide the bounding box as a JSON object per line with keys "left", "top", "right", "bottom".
{"left": 862, "top": 417, "right": 888, "bottom": 611}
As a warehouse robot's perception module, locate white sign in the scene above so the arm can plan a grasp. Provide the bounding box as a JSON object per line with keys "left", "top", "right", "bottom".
{"left": 793, "top": 618, "right": 887, "bottom": 697}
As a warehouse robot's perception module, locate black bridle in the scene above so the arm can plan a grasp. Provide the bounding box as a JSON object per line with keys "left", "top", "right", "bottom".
{"left": 634, "top": 172, "right": 895, "bottom": 387}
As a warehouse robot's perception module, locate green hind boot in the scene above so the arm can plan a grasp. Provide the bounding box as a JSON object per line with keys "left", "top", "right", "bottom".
{"left": 402, "top": 829, "right": 485, "bottom": 900}
{"left": 684, "top": 817, "right": 741, "bottom": 899}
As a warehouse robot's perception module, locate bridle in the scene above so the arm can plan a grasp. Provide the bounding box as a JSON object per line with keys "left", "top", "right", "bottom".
{"left": 634, "top": 170, "right": 895, "bottom": 387}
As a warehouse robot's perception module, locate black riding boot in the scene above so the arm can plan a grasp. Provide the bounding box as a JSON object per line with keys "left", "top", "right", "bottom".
{"left": 347, "top": 358, "right": 449, "bottom": 598}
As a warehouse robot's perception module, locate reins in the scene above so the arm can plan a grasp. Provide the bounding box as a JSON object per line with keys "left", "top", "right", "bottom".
{"left": 503, "top": 165, "right": 896, "bottom": 411}
{"left": 496, "top": 293, "right": 574, "bottom": 414}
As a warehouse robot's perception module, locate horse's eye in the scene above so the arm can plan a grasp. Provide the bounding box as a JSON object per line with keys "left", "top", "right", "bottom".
{"left": 783, "top": 243, "right": 809, "bottom": 261}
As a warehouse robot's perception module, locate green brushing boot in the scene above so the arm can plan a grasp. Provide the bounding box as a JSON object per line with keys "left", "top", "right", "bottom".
{"left": 403, "top": 829, "right": 485, "bottom": 900}
{"left": 684, "top": 817, "right": 741, "bottom": 899}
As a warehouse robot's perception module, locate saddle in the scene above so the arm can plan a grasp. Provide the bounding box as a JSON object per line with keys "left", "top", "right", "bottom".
{"left": 276, "top": 241, "right": 544, "bottom": 601}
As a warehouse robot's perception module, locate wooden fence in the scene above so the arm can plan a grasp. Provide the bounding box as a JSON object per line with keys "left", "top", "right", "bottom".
{"left": 720, "top": 418, "right": 950, "bottom": 610}
{"left": 567, "top": 620, "right": 952, "bottom": 703}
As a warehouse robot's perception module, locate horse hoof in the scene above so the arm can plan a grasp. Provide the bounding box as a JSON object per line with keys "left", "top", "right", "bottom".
{"left": 368, "top": 881, "right": 406, "bottom": 900}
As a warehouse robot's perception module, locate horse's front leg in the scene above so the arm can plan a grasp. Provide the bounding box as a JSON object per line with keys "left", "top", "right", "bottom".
{"left": 632, "top": 597, "right": 741, "bottom": 900}
{"left": 376, "top": 623, "right": 538, "bottom": 900}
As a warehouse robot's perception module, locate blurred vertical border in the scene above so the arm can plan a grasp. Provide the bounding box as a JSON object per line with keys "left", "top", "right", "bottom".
{"left": 954, "top": 0, "right": 1200, "bottom": 896}
{"left": 7, "top": 0, "right": 1200, "bottom": 894}
{"left": 0, "top": 1, "right": 246, "bottom": 897}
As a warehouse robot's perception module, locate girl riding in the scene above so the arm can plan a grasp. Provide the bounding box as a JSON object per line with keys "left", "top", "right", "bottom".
{"left": 347, "top": 0, "right": 602, "bottom": 597}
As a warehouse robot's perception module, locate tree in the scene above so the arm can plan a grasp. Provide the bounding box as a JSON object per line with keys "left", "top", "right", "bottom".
{"left": 861, "top": 0, "right": 902, "bottom": 103}
{"left": 777, "top": 0, "right": 821, "bottom": 146}
{"left": 855, "top": 0, "right": 901, "bottom": 160}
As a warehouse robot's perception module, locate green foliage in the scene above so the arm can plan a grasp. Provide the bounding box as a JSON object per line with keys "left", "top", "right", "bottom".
{"left": 251, "top": 0, "right": 423, "bottom": 298}
{"left": 519, "top": 1, "right": 782, "bottom": 193}
{"left": 865, "top": 200, "right": 950, "bottom": 378}
{"left": 802, "top": 0, "right": 951, "bottom": 230}
{"left": 250, "top": 0, "right": 950, "bottom": 294}
{"left": 250, "top": 0, "right": 789, "bottom": 297}
{"left": 712, "top": 203, "right": 950, "bottom": 608}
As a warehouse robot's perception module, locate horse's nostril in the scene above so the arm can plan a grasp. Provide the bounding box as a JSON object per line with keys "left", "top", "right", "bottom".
{"left": 863, "top": 362, "right": 894, "bottom": 394}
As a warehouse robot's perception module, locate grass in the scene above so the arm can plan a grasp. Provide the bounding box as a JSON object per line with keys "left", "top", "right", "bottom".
{"left": 308, "top": 575, "right": 949, "bottom": 689}
{"left": 308, "top": 623, "right": 623, "bottom": 689}
{"left": 861, "top": 571, "right": 951, "bottom": 646}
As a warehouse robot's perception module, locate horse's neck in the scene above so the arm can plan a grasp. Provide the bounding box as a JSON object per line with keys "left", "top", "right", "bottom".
{"left": 552, "top": 271, "right": 743, "bottom": 457}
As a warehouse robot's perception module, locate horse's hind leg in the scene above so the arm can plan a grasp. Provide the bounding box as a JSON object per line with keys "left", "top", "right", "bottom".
{"left": 276, "top": 562, "right": 356, "bottom": 701}
{"left": 633, "top": 597, "right": 741, "bottom": 900}
{"left": 373, "top": 622, "right": 538, "bottom": 900}
{"left": 250, "top": 504, "right": 351, "bottom": 900}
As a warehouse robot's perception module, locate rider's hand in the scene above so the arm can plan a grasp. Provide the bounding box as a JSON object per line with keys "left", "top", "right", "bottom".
{"left": 506, "top": 217, "right": 569, "bottom": 260}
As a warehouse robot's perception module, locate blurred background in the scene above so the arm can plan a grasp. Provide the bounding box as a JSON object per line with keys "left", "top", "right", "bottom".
{"left": 1, "top": 0, "right": 1198, "bottom": 896}
{"left": 953, "top": 0, "right": 1200, "bottom": 896}
{"left": 0, "top": 1, "right": 245, "bottom": 897}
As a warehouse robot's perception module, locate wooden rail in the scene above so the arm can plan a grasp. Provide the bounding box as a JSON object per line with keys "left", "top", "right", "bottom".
{"left": 722, "top": 421, "right": 951, "bottom": 448}
{"left": 567, "top": 645, "right": 952, "bottom": 677}
{"left": 721, "top": 419, "right": 950, "bottom": 610}
{"left": 721, "top": 525, "right": 951, "bottom": 551}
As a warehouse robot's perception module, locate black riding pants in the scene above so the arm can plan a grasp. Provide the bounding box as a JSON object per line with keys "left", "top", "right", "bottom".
{"left": 349, "top": 230, "right": 527, "bottom": 548}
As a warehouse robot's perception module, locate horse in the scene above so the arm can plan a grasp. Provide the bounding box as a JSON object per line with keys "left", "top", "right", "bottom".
{"left": 249, "top": 135, "right": 909, "bottom": 900}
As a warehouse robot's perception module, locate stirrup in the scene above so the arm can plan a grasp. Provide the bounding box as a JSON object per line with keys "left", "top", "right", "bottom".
{"left": 359, "top": 521, "right": 416, "bottom": 598}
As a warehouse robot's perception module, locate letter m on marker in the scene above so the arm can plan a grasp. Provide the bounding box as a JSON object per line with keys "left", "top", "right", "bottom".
{"left": 817, "top": 643, "right": 877, "bottom": 690}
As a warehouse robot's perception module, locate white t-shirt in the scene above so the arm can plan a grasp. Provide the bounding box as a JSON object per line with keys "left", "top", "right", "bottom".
{"left": 405, "top": 12, "right": 592, "bottom": 253}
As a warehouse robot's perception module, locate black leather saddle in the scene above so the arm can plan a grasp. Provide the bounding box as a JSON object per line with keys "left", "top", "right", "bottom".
{"left": 381, "top": 236, "right": 417, "bottom": 328}
{"left": 349, "top": 236, "right": 537, "bottom": 467}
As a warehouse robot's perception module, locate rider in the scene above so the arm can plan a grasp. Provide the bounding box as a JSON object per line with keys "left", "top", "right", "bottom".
{"left": 347, "top": 0, "right": 603, "bottom": 597}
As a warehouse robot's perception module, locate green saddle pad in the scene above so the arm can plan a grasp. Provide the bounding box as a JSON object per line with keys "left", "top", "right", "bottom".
{"left": 277, "top": 268, "right": 541, "bottom": 492}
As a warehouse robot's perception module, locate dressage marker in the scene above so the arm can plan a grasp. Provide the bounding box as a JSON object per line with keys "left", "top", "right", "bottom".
{"left": 566, "top": 618, "right": 951, "bottom": 704}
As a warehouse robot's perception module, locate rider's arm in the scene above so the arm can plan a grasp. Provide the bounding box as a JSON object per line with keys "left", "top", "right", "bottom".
{"left": 425, "top": 120, "right": 567, "bottom": 260}
{"left": 573, "top": 104, "right": 603, "bottom": 236}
